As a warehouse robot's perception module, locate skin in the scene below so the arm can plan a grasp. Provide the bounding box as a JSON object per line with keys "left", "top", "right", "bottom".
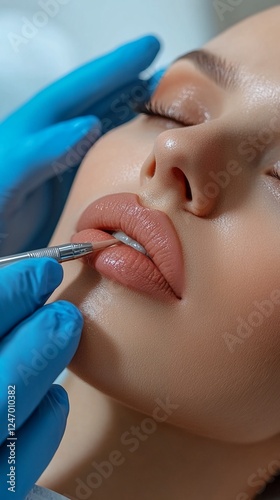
{"left": 39, "top": 6, "right": 280, "bottom": 500}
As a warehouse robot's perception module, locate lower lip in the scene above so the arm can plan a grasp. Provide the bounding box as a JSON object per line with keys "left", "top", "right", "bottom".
{"left": 71, "top": 229, "right": 176, "bottom": 301}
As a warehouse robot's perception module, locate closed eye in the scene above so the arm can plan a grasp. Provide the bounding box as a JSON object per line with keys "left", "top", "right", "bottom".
{"left": 133, "top": 99, "right": 195, "bottom": 127}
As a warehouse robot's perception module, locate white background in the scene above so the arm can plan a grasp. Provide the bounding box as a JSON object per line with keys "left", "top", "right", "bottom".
{"left": 0, "top": 0, "right": 279, "bottom": 120}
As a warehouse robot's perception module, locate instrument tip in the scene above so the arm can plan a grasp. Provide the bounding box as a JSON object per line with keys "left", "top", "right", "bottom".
{"left": 92, "top": 238, "right": 120, "bottom": 251}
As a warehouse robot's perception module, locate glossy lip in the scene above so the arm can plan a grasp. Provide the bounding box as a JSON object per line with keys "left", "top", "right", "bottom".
{"left": 74, "top": 193, "right": 185, "bottom": 299}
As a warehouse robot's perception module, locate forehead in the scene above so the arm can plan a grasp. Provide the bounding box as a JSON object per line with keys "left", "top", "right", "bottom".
{"left": 204, "top": 6, "right": 280, "bottom": 85}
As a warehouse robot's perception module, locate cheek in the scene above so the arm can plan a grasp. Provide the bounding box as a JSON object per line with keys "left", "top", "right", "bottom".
{"left": 74, "top": 119, "right": 157, "bottom": 197}
{"left": 51, "top": 120, "right": 157, "bottom": 243}
{"left": 182, "top": 184, "right": 280, "bottom": 444}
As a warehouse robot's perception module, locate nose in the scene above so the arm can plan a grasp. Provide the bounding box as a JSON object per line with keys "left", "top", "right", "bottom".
{"left": 139, "top": 122, "right": 242, "bottom": 217}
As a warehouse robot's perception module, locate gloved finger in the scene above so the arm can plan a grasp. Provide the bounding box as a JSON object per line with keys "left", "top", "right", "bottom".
{"left": 0, "top": 259, "right": 63, "bottom": 339}
{"left": 0, "top": 384, "right": 69, "bottom": 500}
{"left": 0, "top": 166, "right": 77, "bottom": 256}
{"left": 0, "top": 300, "right": 82, "bottom": 440}
{"left": 82, "top": 70, "right": 167, "bottom": 132}
{"left": 0, "top": 116, "right": 101, "bottom": 204}
{"left": 81, "top": 77, "right": 151, "bottom": 132}
{"left": 2, "top": 35, "right": 160, "bottom": 136}
{"left": 147, "top": 67, "right": 167, "bottom": 94}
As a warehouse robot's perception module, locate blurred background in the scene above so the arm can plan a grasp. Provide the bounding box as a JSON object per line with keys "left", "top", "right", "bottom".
{"left": 0, "top": 0, "right": 279, "bottom": 121}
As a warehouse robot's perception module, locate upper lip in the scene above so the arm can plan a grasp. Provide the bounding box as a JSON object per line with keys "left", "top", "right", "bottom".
{"left": 76, "top": 193, "right": 185, "bottom": 299}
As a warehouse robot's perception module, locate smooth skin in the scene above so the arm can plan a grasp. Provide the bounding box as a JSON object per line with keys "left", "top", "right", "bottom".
{"left": 40, "top": 7, "right": 280, "bottom": 500}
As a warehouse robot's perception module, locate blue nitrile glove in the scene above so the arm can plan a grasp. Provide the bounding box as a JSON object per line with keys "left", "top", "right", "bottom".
{"left": 0, "top": 258, "right": 83, "bottom": 500}
{"left": 0, "top": 35, "right": 161, "bottom": 255}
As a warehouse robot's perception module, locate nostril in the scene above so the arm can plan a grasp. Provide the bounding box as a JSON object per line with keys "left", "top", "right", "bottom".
{"left": 173, "top": 167, "right": 192, "bottom": 201}
{"left": 184, "top": 177, "right": 192, "bottom": 201}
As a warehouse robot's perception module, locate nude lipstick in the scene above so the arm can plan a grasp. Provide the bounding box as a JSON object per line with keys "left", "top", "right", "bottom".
{"left": 72, "top": 193, "right": 185, "bottom": 301}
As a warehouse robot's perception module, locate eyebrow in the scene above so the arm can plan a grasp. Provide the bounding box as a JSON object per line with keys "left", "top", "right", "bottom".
{"left": 175, "top": 49, "right": 240, "bottom": 91}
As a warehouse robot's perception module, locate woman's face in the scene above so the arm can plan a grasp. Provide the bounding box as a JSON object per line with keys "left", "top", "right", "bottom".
{"left": 51, "top": 6, "right": 280, "bottom": 444}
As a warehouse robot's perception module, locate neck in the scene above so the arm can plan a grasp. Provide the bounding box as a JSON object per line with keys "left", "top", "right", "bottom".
{"left": 38, "top": 371, "right": 280, "bottom": 500}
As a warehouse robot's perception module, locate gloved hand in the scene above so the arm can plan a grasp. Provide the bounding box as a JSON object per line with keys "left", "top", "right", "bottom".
{"left": 0, "top": 35, "right": 161, "bottom": 255}
{"left": 0, "top": 258, "right": 83, "bottom": 500}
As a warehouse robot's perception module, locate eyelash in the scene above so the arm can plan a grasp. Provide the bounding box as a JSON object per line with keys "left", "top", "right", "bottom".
{"left": 134, "top": 102, "right": 280, "bottom": 186}
{"left": 134, "top": 99, "right": 195, "bottom": 127}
